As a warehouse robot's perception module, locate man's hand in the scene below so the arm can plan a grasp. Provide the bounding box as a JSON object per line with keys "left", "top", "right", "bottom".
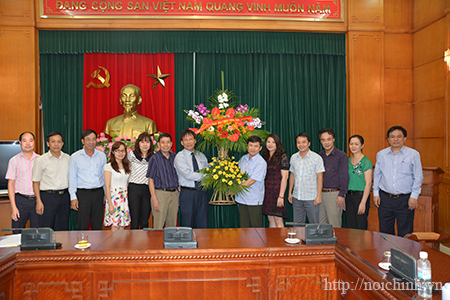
{"left": 152, "top": 198, "right": 160, "bottom": 212}
{"left": 288, "top": 194, "right": 293, "bottom": 204}
{"left": 373, "top": 196, "right": 380, "bottom": 208}
{"left": 336, "top": 196, "right": 345, "bottom": 207}
{"left": 11, "top": 206, "right": 20, "bottom": 221}
{"left": 314, "top": 196, "right": 322, "bottom": 206}
{"left": 71, "top": 199, "right": 79, "bottom": 211}
{"left": 408, "top": 197, "right": 418, "bottom": 210}
{"left": 36, "top": 201, "right": 44, "bottom": 215}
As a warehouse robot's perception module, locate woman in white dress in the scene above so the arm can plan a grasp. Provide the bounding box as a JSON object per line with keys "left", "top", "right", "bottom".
{"left": 104, "top": 141, "right": 131, "bottom": 231}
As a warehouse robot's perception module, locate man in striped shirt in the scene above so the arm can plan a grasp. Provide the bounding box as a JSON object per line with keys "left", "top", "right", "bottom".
{"left": 6, "top": 132, "right": 40, "bottom": 230}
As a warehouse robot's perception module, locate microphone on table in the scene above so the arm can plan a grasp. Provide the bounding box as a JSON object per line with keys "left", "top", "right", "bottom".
{"left": 380, "top": 233, "right": 420, "bottom": 288}
{"left": 2, "top": 227, "right": 62, "bottom": 251}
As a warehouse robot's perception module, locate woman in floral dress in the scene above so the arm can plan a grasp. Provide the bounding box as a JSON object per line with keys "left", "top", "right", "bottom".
{"left": 104, "top": 141, "right": 131, "bottom": 231}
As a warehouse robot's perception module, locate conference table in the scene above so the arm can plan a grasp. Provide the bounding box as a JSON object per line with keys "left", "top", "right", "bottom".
{"left": 0, "top": 228, "right": 449, "bottom": 299}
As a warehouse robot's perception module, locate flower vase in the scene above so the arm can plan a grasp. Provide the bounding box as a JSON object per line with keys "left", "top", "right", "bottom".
{"left": 209, "top": 189, "right": 236, "bottom": 205}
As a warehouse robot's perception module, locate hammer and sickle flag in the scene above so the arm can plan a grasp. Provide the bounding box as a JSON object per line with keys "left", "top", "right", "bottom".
{"left": 86, "top": 66, "right": 111, "bottom": 89}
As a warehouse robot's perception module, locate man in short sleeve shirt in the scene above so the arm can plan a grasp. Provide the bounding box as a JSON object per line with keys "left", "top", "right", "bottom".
{"left": 33, "top": 132, "right": 71, "bottom": 231}
{"left": 288, "top": 132, "right": 324, "bottom": 225}
{"left": 6, "top": 132, "right": 39, "bottom": 230}
{"left": 373, "top": 125, "right": 423, "bottom": 237}
{"left": 235, "top": 136, "right": 267, "bottom": 228}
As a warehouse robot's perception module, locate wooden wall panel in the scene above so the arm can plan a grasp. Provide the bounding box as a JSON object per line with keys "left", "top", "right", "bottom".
{"left": 414, "top": 17, "right": 446, "bottom": 67}
{"left": 384, "top": 103, "right": 414, "bottom": 135}
{"left": 414, "top": 0, "right": 447, "bottom": 30}
{"left": 0, "top": 0, "right": 34, "bottom": 26}
{"left": 385, "top": 34, "right": 413, "bottom": 68}
{"left": 348, "top": 0, "right": 383, "bottom": 26}
{"left": 384, "top": 69, "right": 413, "bottom": 103}
{"left": 414, "top": 60, "right": 446, "bottom": 103}
{"left": 439, "top": 182, "right": 450, "bottom": 233}
{"left": 384, "top": 0, "right": 413, "bottom": 30}
{"left": 414, "top": 98, "right": 445, "bottom": 138}
{"left": 347, "top": 32, "right": 383, "bottom": 163}
{"left": 0, "top": 27, "right": 38, "bottom": 142}
{"left": 414, "top": 138, "right": 445, "bottom": 170}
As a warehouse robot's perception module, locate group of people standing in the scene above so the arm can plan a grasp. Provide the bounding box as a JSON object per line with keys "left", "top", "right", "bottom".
{"left": 7, "top": 124, "right": 423, "bottom": 237}
{"left": 237, "top": 125, "right": 423, "bottom": 238}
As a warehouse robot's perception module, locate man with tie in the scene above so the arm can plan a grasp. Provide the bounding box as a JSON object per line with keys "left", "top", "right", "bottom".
{"left": 174, "top": 129, "right": 209, "bottom": 228}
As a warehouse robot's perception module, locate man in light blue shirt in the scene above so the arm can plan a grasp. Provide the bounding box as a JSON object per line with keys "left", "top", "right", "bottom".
{"left": 174, "top": 129, "right": 209, "bottom": 228}
{"left": 235, "top": 136, "right": 267, "bottom": 228}
{"left": 69, "top": 129, "right": 107, "bottom": 230}
{"left": 373, "top": 125, "right": 423, "bottom": 237}
{"left": 288, "top": 132, "right": 324, "bottom": 225}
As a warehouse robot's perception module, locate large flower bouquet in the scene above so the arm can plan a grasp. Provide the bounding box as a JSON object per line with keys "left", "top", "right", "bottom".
{"left": 96, "top": 132, "right": 161, "bottom": 160}
{"left": 185, "top": 89, "right": 268, "bottom": 154}
{"left": 184, "top": 79, "right": 269, "bottom": 204}
{"left": 198, "top": 156, "right": 250, "bottom": 199}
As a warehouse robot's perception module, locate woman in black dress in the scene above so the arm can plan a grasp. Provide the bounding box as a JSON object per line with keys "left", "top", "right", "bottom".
{"left": 262, "top": 133, "right": 289, "bottom": 227}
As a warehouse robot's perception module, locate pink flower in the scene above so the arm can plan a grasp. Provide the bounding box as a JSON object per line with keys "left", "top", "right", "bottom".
{"left": 114, "top": 137, "right": 121, "bottom": 142}
{"left": 130, "top": 138, "right": 136, "bottom": 143}
{"left": 156, "top": 148, "right": 160, "bottom": 152}
{"left": 153, "top": 140, "right": 157, "bottom": 145}
{"left": 100, "top": 137, "right": 108, "bottom": 141}
{"left": 107, "top": 142, "right": 114, "bottom": 149}
{"left": 95, "top": 146, "right": 105, "bottom": 152}
{"left": 96, "top": 138, "right": 100, "bottom": 142}
{"left": 127, "top": 147, "right": 132, "bottom": 152}
{"left": 100, "top": 132, "right": 106, "bottom": 137}
{"left": 123, "top": 135, "right": 128, "bottom": 140}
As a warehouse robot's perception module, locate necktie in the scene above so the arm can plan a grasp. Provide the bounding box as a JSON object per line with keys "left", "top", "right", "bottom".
{"left": 192, "top": 152, "right": 200, "bottom": 189}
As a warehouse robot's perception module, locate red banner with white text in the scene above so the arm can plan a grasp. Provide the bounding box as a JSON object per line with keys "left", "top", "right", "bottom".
{"left": 41, "top": 0, "right": 343, "bottom": 21}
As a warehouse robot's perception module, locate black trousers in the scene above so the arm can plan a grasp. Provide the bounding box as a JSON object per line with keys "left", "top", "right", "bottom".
{"left": 75, "top": 188, "right": 104, "bottom": 230}
{"left": 238, "top": 204, "right": 263, "bottom": 228}
{"left": 13, "top": 193, "right": 39, "bottom": 229}
{"left": 39, "top": 190, "right": 70, "bottom": 231}
{"left": 378, "top": 191, "right": 414, "bottom": 237}
{"left": 128, "top": 183, "right": 151, "bottom": 229}
{"left": 345, "top": 191, "right": 370, "bottom": 230}
{"left": 179, "top": 188, "right": 209, "bottom": 228}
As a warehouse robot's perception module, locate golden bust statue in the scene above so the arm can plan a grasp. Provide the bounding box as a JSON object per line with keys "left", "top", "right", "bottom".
{"left": 104, "top": 84, "right": 157, "bottom": 139}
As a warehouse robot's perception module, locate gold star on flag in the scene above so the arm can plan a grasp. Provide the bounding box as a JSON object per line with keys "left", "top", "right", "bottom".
{"left": 147, "top": 66, "right": 171, "bottom": 89}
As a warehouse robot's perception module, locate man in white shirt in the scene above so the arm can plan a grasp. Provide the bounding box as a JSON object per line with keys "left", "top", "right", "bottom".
{"left": 33, "top": 132, "right": 71, "bottom": 230}
{"left": 174, "top": 129, "right": 209, "bottom": 228}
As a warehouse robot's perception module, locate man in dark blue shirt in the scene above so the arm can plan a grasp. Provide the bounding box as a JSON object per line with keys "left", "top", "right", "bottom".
{"left": 146, "top": 133, "right": 179, "bottom": 229}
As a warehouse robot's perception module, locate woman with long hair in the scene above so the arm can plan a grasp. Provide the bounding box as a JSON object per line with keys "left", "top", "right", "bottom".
{"left": 104, "top": 141, "right": 131, "bottom": 231}
{"left": 262, "top": 133, "right": 289, "bottom": 227}
{"left": 127, "top": 132, "right": 154, "bottom": 229}
{"left": 346, "top": 135, "right": 373, "bottom": 229}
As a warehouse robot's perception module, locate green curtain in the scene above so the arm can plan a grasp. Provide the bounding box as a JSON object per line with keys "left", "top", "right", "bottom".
{"left": 39, "top": 31, "right": 345, "bottom": 55}
{"left": 40, "top": 54, "right": 84, "bottom": 155}
{"left": 40, "top": 54, "right": 84, "bottom": 230}
{"left": 39, "top": 31, "right": 346, "bottom": 229}
{"left": 174, "top": 52, "right": 346, "bottom": 228}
